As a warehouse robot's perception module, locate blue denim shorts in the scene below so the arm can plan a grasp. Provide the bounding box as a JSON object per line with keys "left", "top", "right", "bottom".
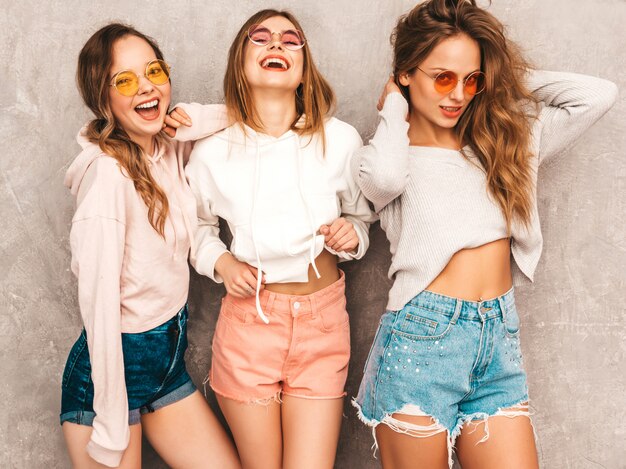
{"left": 60, "top": 305, "right": 196, "bottom": 426}
{"left": 353, "top": 288, "right": 530, "bottom": 451}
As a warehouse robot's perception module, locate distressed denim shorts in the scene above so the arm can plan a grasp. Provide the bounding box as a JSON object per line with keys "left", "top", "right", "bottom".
{"left": 353, "top": 288, "right": 530, "bottom": 465}
{"left": 210, "top": 271, "right": 350, "bottom": 402}
{"left": 60, "top": 305, "right": 196, "bottom": 426}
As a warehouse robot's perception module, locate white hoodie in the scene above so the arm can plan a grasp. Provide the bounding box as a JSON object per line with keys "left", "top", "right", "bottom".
{"left": 184, "top": 115, "right": 377, "bottom": 322}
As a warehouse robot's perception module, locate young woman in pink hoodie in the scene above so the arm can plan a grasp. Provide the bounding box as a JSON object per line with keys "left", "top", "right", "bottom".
{"left": 60, "top": 23, "right": 240, "bottom": 468}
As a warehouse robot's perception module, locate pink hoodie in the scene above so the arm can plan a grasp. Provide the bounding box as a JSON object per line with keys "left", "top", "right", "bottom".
{"left": 63, "top": 104, "right": 227, "bottom": 467}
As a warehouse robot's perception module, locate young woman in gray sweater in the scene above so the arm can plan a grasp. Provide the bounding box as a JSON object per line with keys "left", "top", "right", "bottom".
{"left": 351, "top": 1, "right": 617, "bottom": 468}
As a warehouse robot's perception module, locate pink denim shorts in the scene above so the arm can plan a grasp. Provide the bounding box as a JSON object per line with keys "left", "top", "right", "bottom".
{"left": 209, "top": 271, "right": 350, "bottom": 402}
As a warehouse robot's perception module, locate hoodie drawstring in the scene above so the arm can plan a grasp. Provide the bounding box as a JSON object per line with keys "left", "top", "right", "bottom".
{"left": 250, "top": 140, "right": 270, "bottom": 324}
{"left": 294, "top": 136, "right": 321, "bottom": 279}
{"left": 247, "top": 131, "right": 322, "bottom": 325}
{"left": 152, "top": 150, "right": 196, "bottom": 261}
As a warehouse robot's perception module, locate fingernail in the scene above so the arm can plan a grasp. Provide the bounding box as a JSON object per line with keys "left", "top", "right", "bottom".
{"left": 186, "top": 120, "right": 192, "bottom": 125}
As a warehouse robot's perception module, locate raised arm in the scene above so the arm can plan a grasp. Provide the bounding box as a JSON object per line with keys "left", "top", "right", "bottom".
{"left": 166, "top": 103, "right": 229, "bottom": 143}
{"left": 527, "top": 70, "right": 618, "bottom": 165}
{"left": 351, "top": 88, "right": 411, "bottom": 212}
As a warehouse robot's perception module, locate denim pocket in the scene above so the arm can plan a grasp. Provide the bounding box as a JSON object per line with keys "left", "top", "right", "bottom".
{"left": 392, "top": 305, "right": 455, "bottom": 341}
{"left": 62, "top": 331, "right": 88, "bottom": 388}
{"left": 502, "top": 302, "right": 521, "bottom": 338}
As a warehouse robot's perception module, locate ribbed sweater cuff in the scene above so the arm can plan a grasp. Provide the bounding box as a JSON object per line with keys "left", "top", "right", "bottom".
{"left": 194, "top": 246, "right": 228, "bottom": 283}
{"left": 382, "top": 92, "right": 409, "bottom": 119}
{"left": 326, "top": 243, "right": 362, "bottom": 261}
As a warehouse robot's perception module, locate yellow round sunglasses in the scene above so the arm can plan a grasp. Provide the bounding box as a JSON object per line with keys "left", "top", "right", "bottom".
{"left": 109, "top": 59, "right": 171, "bottom": 97}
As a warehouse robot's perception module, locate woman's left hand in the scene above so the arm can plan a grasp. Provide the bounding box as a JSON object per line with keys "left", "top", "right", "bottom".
{"left": 319, "top": 218, "right": 359, "bottom": 253}
{"left": 162, "top": 107, "right": 192, "bottom": 138}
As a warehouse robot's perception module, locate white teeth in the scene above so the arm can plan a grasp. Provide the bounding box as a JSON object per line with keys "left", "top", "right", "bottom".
{"left": 441, "top": 106, "right": 461, "bottom": 112}
{"left": 136, "top": 99, "right": 158, "bottom": 109}
{"left": 261, "top": 57, "right": 288, "bottom": 69}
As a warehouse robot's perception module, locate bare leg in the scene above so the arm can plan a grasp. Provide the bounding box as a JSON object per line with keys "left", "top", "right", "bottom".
{"left": 141, "top": 390, "right": 241, "bottom": 469}
{"left": 281, "top": 395, "right": 344, "bottom": 469}
{"left": 455, "top": 405, "right": 538, "bottom": 469}
{"left": 217, "top": 394, "right": 282, "bottom": 469}
{"left": 375, "top": 414, "right": 449, "bottom": 469}
{"left": 62, "top": 421, "right": 142, "bottom": 469}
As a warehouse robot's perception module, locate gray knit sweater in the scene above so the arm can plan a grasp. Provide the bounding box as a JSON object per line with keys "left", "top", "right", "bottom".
{"left": 352, "top": 70, "right": 618, "bottom": 311}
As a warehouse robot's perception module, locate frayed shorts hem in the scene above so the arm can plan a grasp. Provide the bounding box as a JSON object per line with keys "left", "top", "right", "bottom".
{"left": 212, "top": 386, "right": 283, "bottom": 405}
{"left": 352, "top": 397, "right": 533, "bottom": 469}
{"left": 351, "top": 397, "right": 381, "bottom": 428}
{"left": 212, "top": 386, "right": 346, "bottom": 405}
{"left": 352, "top": 395, "right": 532, "bottom": 435}
{"left": 352, "top": 398, "right": 454, "bottom": 467}
{"left": 282, "top": 391, "right": 346, "bottom": 400}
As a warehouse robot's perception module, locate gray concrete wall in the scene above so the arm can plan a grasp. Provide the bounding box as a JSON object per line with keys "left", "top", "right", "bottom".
{"left": 1, "top": 0, "right": 624, "bottom": 467}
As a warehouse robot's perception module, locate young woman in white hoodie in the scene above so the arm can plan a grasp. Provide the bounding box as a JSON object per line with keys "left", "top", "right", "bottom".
{"left": 182, "top": 9, "right": 376, "bottom": 469}
{"left": 60, "top": 23, "right": 240, "bottom": 468}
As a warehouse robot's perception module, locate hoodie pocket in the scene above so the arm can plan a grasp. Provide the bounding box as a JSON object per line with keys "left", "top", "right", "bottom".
{"left": 308, "top": 193, "right": 340, "bottom": 226}
{"left": 231, "top": 193, "right": 339, "bottom": 264}
{"left": 284, "top": 194, "right": 339, "bottom": 257}
{"left": 231, "top": 220, "right": 286, "bottom": 264}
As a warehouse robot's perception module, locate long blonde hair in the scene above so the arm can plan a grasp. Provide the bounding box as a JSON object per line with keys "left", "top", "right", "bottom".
{"left": 76, "top": 23, "right": 169, "bottom": 236}
{"left": 393, "top": 0, "right": 537, "bottom": 231}
{"left": 223, "top": 9, "right": 335, "bottom": 148}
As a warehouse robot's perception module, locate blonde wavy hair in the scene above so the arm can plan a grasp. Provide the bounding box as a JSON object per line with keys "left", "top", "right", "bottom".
{"left": 224, "top": 9, "right": 335, "bottom": 149}
{"left": 76, "top": 23, "right": 169, "bottom": 236}
{"left": 393, "top": 0, "right": 537, "bottom": 231}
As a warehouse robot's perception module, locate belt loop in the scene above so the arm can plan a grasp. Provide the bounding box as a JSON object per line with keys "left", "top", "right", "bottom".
{"left": 451, "top": 298, "right": 462, "bottom": 325}
{"left": 497, "top": 296, "right": 507, "bottom": 321}
{"left": 310, "top": 294, "right": 319, "bottom": 319}
{"left": 177, "top": 308, "right": 183, "bottom": 329}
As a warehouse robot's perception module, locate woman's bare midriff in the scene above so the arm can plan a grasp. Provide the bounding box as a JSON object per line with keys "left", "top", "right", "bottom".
{"left": 264, "top": 248, "right": 340, "bottom": 295}
{"left": 425, "top": 238, "right": 513, "bottom": 301}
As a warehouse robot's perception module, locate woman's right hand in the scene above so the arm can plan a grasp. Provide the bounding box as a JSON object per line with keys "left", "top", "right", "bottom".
{"left": 377, "top": 75, "right": 404, "bottom": 111}
{"left": 214, "top": 252, "right": 264, "bottom": 298}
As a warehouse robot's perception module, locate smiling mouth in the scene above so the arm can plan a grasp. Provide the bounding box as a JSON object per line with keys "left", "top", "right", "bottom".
{"left": 440, "top": 106, "right": 462, "bottom": 112}
{"left": 135, "top": 99, "right": 160, "bottom": 120}
{"left": 260, "top": 56, "right": 289, "bottom": 71}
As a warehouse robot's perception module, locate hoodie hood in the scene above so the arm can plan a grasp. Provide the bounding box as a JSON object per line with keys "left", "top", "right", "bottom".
{"left": 216, "top": 114, "right": 309, "bottom": 147}
{"left": 64, "top": 126, "right": 192, "bottom": 261}
{"left": 64, "top": 126, "right": 167, "bottom": 195}
{"left": 64, "top": 125, "right": 105, "bottom": 196}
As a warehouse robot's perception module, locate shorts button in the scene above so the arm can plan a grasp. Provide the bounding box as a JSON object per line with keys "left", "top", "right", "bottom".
{"left": 293, "top": 301, "right": 301, "bottom": 310}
